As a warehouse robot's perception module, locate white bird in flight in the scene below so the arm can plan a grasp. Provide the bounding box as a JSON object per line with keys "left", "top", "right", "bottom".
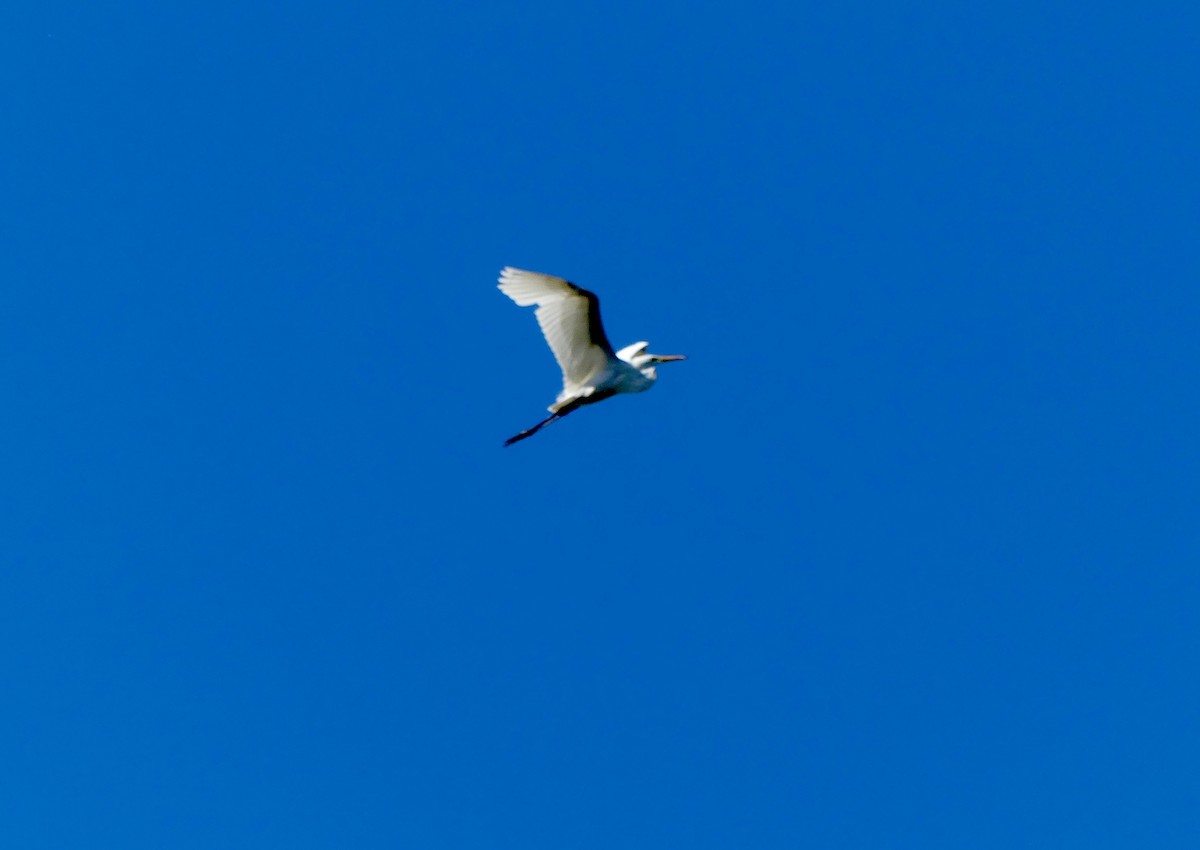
{"left": 498, "top": 266, "right": 687, "bottom": 446}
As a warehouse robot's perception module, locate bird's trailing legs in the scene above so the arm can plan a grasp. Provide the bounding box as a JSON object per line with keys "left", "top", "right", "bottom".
{"left": 503, "top": 396, "right": 597, "bottom": 446}
{"left": 503, "top": 413, "right": 562, "bottom": 447}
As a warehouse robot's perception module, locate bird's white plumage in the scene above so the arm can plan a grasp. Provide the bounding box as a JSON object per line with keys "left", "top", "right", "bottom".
{"left": 497, "top": 266, "right": 685, "bottom": 443}
{"left": 497, "top": 267, "right": 613, "bottom": 395}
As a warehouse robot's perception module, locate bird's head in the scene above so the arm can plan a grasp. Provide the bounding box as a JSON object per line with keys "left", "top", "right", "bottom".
{"left": 616, "top": 341, "right": 687, "bottom": 377}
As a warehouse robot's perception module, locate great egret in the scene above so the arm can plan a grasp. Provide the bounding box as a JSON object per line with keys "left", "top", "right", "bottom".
{"left": 498, "top": 266, "right": 686, "bottom": 446}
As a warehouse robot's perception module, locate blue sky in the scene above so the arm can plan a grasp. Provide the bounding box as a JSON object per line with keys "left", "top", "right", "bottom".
{"left": 4, "top": 1, "right": 1198, "bottom": 847}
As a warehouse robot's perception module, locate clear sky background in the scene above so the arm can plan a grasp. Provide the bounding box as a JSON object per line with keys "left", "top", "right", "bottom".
{"left": 4, "top": 2, "right": 1198, "bottom": 847}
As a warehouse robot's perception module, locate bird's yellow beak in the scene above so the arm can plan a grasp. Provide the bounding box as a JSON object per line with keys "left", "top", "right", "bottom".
{"left": 655, "top": 354, "right": 687, "bottom": 362}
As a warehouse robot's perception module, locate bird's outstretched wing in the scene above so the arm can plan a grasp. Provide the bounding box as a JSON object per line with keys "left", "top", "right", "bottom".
{"left": 498, "top": 267, "right": 616, "bottom": 391}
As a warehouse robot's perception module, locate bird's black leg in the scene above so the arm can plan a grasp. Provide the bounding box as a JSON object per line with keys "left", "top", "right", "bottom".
{"left": 503, "top": 413, "right": 561, "bottom": 447}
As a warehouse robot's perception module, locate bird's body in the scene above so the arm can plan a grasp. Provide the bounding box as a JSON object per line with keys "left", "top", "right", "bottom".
{"left": 497, "top": 267, "right": 685, "bottom": 445}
